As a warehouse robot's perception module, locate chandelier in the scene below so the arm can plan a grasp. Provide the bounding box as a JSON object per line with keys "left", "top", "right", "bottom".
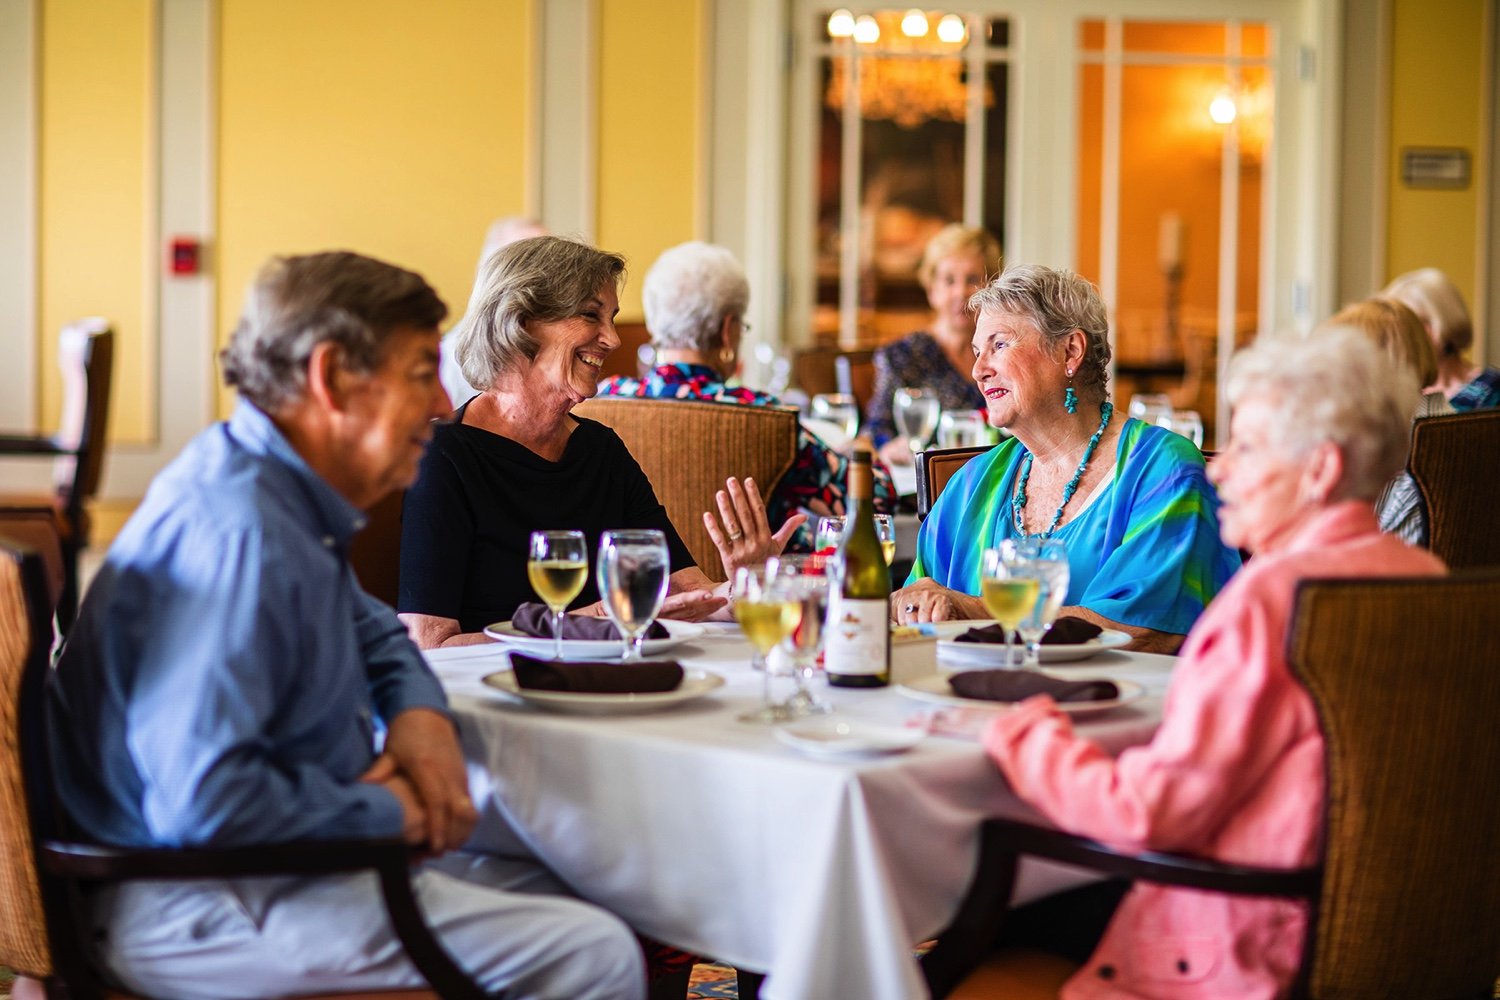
{"left": 824, "top": 9, "right": 992, "bottom": 129}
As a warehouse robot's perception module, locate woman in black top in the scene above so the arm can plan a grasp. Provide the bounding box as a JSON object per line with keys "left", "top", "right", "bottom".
{"left": 399, "top": 236, "right": 801, "bottom": 647}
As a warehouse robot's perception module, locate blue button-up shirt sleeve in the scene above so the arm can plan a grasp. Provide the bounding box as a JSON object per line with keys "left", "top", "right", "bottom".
{"left": 353, "top": 584, "right": 450, "bottom": 723}
{"left": 118, "top": 518, "right": 405, "bottom": 846}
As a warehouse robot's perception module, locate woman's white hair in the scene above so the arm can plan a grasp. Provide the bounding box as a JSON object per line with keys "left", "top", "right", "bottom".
{"left": 1225, "top": 328, "right": 1420, "bottom": 502}
{"left": 642, "top": 241, "right": 750, "bottom": 353}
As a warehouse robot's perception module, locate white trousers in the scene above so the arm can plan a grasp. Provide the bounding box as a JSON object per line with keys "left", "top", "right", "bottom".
{"left": 92, "top": 851, "right": 646, "bottom": 1000}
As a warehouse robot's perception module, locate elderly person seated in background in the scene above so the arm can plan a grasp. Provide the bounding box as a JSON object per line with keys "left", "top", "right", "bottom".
{"left": 946, "top": 328, "right": 1446, "bottom": 998}
{"left": 399, "top": 236, "right": 799, "bottom": 647}
{"left": 866, "top": 224, "right": 1002, "bottom": 467}
{"left": 597, "top": 240, "right": 895, "bottom": 549}
{"left": 1318, "top": 296, "right": 1451, "bottom": 545}
{"left": 895, "top": 264, "right": 1239, "bottom": 652}
{"left": 1384, "top": 267, "right": 1500, "bottom": 411}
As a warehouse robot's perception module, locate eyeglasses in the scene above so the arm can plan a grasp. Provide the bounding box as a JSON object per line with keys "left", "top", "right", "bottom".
{"left": 738, "top": 316, "right": 753, "bottom": 336}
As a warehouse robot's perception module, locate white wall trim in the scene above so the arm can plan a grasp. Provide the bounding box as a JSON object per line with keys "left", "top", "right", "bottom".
{"left": 101, "top": 0, "right": 217, "bottom": 500}
{"left": 538, "top": 0, "right": 598, "bottom": 241}
{"left": 1475, "top": 0, "right": 1495, "bottom": 366}
{"left": 0, "top": 0, "right": 38, "bottom": 435}
{"left": 1335, "top": 0, "right": 1389, "bottom": 302}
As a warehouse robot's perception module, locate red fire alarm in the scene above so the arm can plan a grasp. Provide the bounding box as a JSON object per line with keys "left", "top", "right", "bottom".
{"left": 169, "top": 236, "right": 201, "bottom": 276}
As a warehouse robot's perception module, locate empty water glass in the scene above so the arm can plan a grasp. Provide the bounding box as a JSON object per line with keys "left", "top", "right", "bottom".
{"left": 1128, "top": 393, "right": 1172, "bottom": 427}
{"left": 938, "top": 410, "right": 988, "bottom": 448}
{"left": 810, "top": 393, "right": 861, "bottom": 441}
{"left": 894, "top": 387, "right": 941, "bottom": 456}
{"left": 1167, "top": 410, "right": 1205, "bottom": 448}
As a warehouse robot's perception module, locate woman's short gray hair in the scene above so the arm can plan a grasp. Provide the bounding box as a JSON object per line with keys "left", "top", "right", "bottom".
{"left": 1225, "top": 328, "right": 1420, "bottom": 502}
{"left": 454, "top": 236, "right": 626, "bottom": 389}
{"left": 222, "top": 251, "right": 447, "bottom": 411}
{"left": 968, "top": 264, "right": 1112, "bottom": 401}
{"left": 642, "top": 241, "right": 750, "bottom": 353}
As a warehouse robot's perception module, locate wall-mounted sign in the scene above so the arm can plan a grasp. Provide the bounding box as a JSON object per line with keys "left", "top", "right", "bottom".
{"left": 1401, "top": 147, "right": 1471, "bottom": 189}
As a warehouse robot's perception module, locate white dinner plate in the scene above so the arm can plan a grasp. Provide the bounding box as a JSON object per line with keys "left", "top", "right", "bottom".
{"left": 482, "top": 619, "right": 707, "bottom": 661}
{"left": 935, "top": 624, "right": 1131, "bottom": 666}
{"left": 775, "top": 717, "right": 925, "bottom": 759}
{"left": 480, "top": 668, "right": 726, "bottom": 715}
{"left": 896, "top": 673, "right": 1146, "bottom": 718}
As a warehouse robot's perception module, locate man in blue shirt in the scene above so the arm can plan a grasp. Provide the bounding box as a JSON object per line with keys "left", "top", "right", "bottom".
{"left": 47, "top": 251, "right": 645, "bottom": 999}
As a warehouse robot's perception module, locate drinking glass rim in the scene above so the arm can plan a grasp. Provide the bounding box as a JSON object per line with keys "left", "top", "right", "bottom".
{"left": 600, "top": 528, "right": 666, "bottom": 546}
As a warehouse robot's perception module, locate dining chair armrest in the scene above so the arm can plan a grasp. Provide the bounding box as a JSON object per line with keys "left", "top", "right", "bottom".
{"left": 923, "top": 817, "right": 1322, "bottom": 999}
{"left": 40, "top": 837, "right": 488, "bottom": 1000}
{"left": 0, "top": 434, "right": 68, "bottom": 457}
{"left": 986, "top": 817, "right": 1323, "bottom": 897}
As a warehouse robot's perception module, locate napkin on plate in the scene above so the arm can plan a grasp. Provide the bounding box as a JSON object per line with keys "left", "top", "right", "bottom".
{"left": 948, "top": 670, "right": 1119, "bottom": 703}
{"left": 509, "top": 653, "right": 684, "bottom": 693}
{"left": 511, "top": 602, "right": 669, "bottom": 641}
{"left": 953, "top": 615, "right": 1104, "bottom": 646}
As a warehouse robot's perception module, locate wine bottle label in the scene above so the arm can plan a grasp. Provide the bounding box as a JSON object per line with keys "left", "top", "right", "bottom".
{"left": 824, "top": 596, "right": 890, "bottom": 675}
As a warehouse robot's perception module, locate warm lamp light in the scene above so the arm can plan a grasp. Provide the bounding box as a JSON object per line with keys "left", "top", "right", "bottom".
{"left": 901, "top": 9, "right": 929, "bottom": 37}
{"left": 1209, "top": 91, "right": 1237, "bottom": 125}
{"left": 853, "top": 14, "right": 881, "bottom": 44}
{"left": 936, "top": 13, "right": 966, "bottom": 43}
{"left": 827, "top": 8, "right": 855, "bottom": 38}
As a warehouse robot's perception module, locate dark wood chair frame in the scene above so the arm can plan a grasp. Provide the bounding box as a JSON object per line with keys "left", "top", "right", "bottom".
{"left": 1, "top": 540, "right": 489, "bottom": 1000}
{"left": 915, "top": 445, "right": 994, "bottom": 520}
{"left": 1408, "top": 408, "right": 1500, "bottom": 569}
{"left": 0, "top": 321, "right": 115, "bottom": 634}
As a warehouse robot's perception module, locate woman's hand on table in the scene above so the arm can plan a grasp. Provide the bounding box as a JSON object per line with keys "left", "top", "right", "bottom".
{"left": 702, "top": 476, "right": 806, "bottom": 579}
{"left": 890, "top": 578, "right": 987, "bottom": 624}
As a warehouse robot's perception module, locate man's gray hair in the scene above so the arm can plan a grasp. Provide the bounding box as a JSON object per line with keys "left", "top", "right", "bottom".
{"left": 968, "top": 264, "right": 1112, "bottom": 401}
{"left": 222, "top": 251, "right": 447, "bottom": 411}
{"left": 1225, "top": 327, "right": 1420, "bottom": 502}
{"left": 642, "top": 241, "right": 750, "bottom": 353}
{"left": 454, "top": 236, "right": 626, "bottom": 390}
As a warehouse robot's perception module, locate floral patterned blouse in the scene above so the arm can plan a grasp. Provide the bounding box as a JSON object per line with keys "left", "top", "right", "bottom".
{"left": 1450, "top": 366, "right": 1500, "bottom": 412}
{"left": 864, "top": 331, "right": 988, "bottom": 447}
{"left": 597, "top": 363, "right": 896, "bottom": 551}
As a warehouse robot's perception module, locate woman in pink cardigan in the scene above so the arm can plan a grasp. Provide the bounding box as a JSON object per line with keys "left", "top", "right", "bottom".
{"left": 976, "top": 328, "right": 1446, "bottom": 998}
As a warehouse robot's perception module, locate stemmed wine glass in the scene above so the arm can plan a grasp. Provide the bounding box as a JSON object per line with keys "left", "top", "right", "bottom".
{"left": 734, "top": 561, "right": 804, "bottom": 723}
{"left": 527, "top": 530, "right": 588, "bottom": 661}
{"left": 768, "top": 554, "right": 832, "bottom": 716}
{"left": 894, "top": 387, "right": 941, "bottom": 458}
{"left": 814, "top": 514, "right": 894, "bottom": 564}
{"left": 980, "top": 544, "right": 1041, "bottom": 669}
{"left": 1001, "top": 539, "right": 1072, "bottom": 670}
{"left": 596, "top": 529, "right": 670, "bottom": 661}
{"left": 810, "top": 393, "right": 861, "bottom": 441}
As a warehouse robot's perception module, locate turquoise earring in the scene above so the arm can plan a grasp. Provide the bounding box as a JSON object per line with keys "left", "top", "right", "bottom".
{"left": 1063, "top": 369, "right": 1078, "bottom": 414}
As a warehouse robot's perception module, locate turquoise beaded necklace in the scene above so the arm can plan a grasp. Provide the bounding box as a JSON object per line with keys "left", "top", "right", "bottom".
{"left": 1011, "top": 401, "right": 1114, "bottom": 538}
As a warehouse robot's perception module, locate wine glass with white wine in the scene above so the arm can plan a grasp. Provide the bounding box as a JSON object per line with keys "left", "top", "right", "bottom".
{"left": 527, "top": 530, "right": 589, "bottom": 661}
{"left": 596, "top": 529, "right": 670, "bottom": 661}
{"left": 734, "top": 561, "right": 804, "bottom": 723}
{"left": 980, "top": 545, "right": 1041, "bottom": 669}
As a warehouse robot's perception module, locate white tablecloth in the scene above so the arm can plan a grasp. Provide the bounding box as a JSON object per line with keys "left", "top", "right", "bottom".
{"left": 428, "top": 634, "right": 1173, "bottom": 1000}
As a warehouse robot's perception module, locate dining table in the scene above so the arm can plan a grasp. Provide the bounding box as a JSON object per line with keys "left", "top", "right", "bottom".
{"left": 427, "top": 627, "right": 1174, "bottom": 1000}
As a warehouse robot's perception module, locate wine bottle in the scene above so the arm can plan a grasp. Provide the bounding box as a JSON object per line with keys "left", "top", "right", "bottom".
{"left": 825, "top": 445, "right": 891, "bottom": 687}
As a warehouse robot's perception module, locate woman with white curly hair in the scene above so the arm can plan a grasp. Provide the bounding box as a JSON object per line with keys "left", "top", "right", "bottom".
{"left": 597, "top": 240, "right": 896, "bottom": 549}
{"left": 941, "top": 328, "right": 1446, "bottom": 999}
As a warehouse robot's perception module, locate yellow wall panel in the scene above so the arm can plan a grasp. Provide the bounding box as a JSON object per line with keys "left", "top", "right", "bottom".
{"left": 217, "top": 0, "right": 532, "bottom": 416}
{"left": 596, "top": 0, "right": 701, "bottom": 320}
{"left": 1385, "top": 0, "right": 1485, "bottom": 304}
{"left": 39, "top": 0, "right": 154, "bottom": 441}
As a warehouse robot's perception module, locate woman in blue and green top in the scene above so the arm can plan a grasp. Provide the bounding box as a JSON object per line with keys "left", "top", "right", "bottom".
{"left": 891, "top": 264, "right": 1240, "bottom": 653}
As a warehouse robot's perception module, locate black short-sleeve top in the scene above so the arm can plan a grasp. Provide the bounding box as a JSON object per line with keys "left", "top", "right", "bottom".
{"left": 397, "top": 409, "right": 695, "bottom": 632}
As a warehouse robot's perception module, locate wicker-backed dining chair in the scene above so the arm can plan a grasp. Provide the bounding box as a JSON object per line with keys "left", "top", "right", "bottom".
{"left": 915, "top": 445, "right": 994, "bottom": 520}
{"left": 923, "top": 570, "right": 1500, "bottom": 999}
{"left": 0, "top": 319, "right": 114, "bottom": 634}
{"left": 1409, "top": 409, "right": 1500, "bottom": 569}
{"left": 574, "top": 398, "right": 800, "bottom": 581}
{"left": 0, "top": 538, "right": 486, "bottom": 1000}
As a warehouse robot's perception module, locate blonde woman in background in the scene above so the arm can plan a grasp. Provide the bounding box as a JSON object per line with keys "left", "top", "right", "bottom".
{"left": 865, "top": 224, "right": 1002, "bottom": 466}
{"left": 1383, "top": 267, "right": 1500, "bottom": 410}
{"left": 1320, "top": 296, "right": 1452, "bottom": 545}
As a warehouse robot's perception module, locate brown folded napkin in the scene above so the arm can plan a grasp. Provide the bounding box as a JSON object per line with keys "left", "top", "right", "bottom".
{"left": 948, "top": 670, "right": 1119, "bottom": 703}
{"left": 509, "top": 653, "right": 684, "bottom": 693}
{"left": 954, "top": 615, "right": 1104, "bottom": 647}
{"left": 511, "top": 602, "right": 669, "bottom": 641}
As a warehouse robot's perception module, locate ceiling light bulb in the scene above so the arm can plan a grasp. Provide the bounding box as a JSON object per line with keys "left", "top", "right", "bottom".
{"left": 827, "top": 9, "right": 855, "bottom": 38}
{"left": 853, "top": 14, "right": 880, "bottom": 44}
{"left": 1209, "top": 92, "right": 1238, "bottom": 124}
{"left": 936, "top": 13, "right": 966, "bottom": 44}
{"left": 901, "top": 9, "right": 929, "bottom": 37}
